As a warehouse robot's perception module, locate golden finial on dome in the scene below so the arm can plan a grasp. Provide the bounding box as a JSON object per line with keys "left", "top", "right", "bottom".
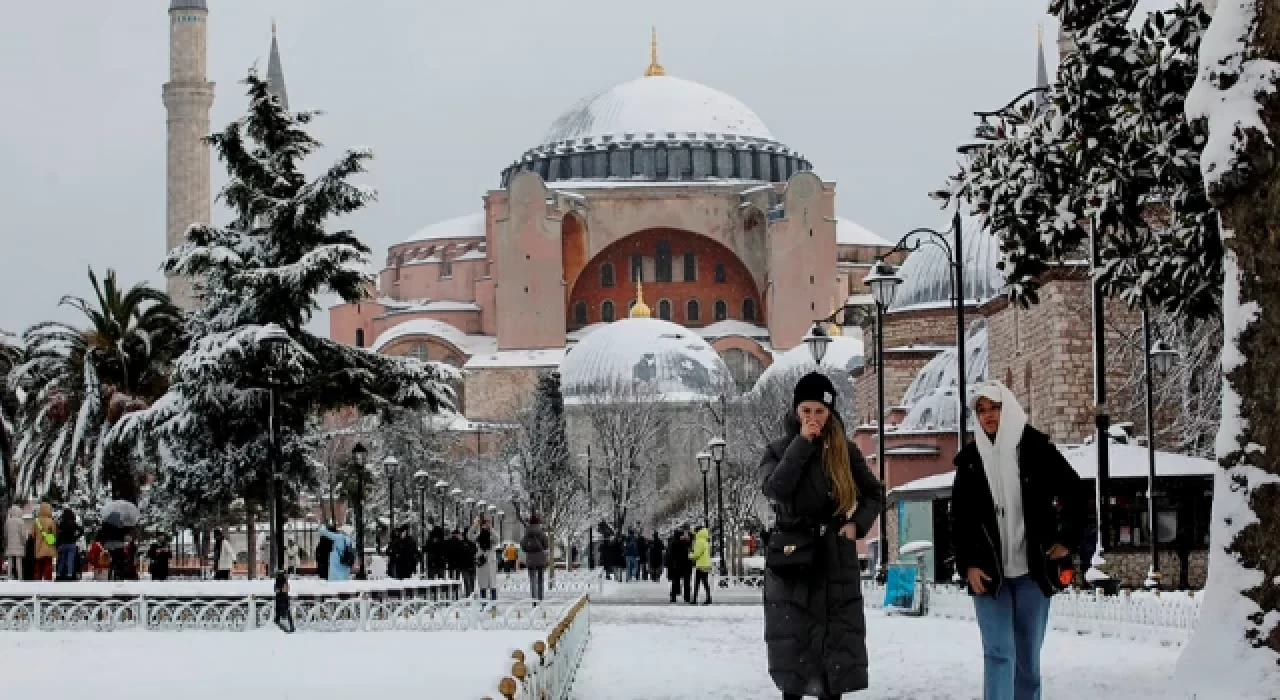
{"left": 645, "top": 26, "right": 666, "bottom": 77}
{"left": 631, "top": 280, "right": 652, "bottom": 318}
{"left": 829, "top": 301, "right": 843, "bottom": 336}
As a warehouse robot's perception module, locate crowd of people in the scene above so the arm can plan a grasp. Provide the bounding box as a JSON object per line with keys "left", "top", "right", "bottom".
{"left": 3, "top": 502, "right": 155, "bottom": 582}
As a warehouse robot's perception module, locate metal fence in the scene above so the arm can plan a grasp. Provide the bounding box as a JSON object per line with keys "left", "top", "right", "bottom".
{"left": 484, "top": 594, "right": 591, "bottom": 700}
{"left": 497, "top": 570, "right": 604, "bottom": 597}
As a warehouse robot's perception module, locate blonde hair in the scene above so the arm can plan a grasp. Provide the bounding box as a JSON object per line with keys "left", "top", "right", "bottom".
{"left": 821, "top": 416, "right": 858, "bottom": 517}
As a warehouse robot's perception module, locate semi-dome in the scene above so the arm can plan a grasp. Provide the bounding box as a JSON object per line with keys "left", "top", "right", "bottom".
{"left": 559, "top": 318, "right": 731, "bottom": 402}
{"left": 888, "top": 215, "right": 1005, "bottom": 313}
{"left": 753, "top": 336, "right": 864, "bottom": 392}
{"left": 898, "top": 323, "right": 990, "bottom": 432}
{"left": 502, "top": 72, "right": 811, "bottom": 186}
{"left": 401, "top": 211, "right": 486, "bottom": 245}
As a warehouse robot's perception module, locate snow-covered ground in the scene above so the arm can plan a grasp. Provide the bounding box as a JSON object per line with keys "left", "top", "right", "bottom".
{"left": 0, "top": 628, "right": 531, "bottom": 699}
{"left": 571, "top": 605, "right": 1184, "bottom": 700}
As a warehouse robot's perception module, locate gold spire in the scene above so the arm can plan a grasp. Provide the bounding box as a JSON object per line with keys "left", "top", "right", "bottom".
{"left": 631, "top": 280, "right": 652, "bottom": 318}
{"left": 645, "top": 26, "right": 666, "bottom": 77}
{"left": 828, "top": 301, "right": 842, "bottom": 336}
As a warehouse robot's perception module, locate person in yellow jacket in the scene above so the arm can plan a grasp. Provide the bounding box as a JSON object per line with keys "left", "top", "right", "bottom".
{"left": 688, "top": 526, "right": 713, "bottom": 605}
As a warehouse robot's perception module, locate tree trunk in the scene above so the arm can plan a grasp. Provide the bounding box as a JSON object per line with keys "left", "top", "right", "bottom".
{"left": 246, "top": 503, "right": 257, "bottom": 581}
{"left": 1176, "top": 1, "right": 1280, "bottom": 688}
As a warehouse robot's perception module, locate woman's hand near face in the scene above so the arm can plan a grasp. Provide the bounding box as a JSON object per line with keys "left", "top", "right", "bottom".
{"left": 800, "top": 418, "right": 823, "bottom": 441}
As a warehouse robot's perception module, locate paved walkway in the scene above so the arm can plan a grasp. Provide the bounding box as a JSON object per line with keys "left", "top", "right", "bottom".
{"left": 593, "top": 577, "right": 763, "bottom": 605}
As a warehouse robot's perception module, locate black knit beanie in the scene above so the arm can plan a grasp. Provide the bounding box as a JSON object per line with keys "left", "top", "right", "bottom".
{"left": 793, "top": 372, "right": 838, "bottom": 410}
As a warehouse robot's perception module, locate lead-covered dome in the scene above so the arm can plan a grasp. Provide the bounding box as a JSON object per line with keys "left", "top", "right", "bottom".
{"left": 889, "top": 215, "right": 1005, "bottom": 313}
{"left": 560, "top": 318, "right": 731, "bottom": 402}
{"left": 502, "top": 74, "right": 811, "bottom": 186}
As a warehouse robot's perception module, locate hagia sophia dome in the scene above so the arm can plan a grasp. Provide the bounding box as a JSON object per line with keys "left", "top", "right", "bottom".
{"left": 888, "top": 215, "right": 1005, "bottom": 313}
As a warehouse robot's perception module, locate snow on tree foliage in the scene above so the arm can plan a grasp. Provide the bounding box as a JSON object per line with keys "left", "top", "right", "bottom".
{"left": 109, "top": 71, "right": 458, "bottom": 523}
{"left": 946, "top": 1, "right": 1221, "bottom": 320}
{"left": 1174, "top": 0, "right": 1280, "bottom": 694}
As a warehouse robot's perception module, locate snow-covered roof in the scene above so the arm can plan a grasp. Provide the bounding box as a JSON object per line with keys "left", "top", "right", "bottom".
{"left": 542, "top": 75, "right": 774, "bottom": 147}
{"left": 378, "top": 299, "right": 483, "bottom": 315}
{"left": 888, "top": 214, "right": 1005, "bottom": 313}
{"left": 695, "top": 320, "right": 771, "bottom": 341}
{"left": 368, "top": 319, "right": 496, "bottom": 356}
{"left": 464, "top": 348, "right": 566, "bottom": 370}
{"left": 402, "top": 211, "right": 486, "bottom": 245}
{"left": 836, "top": 217, "right": 892, "bottom": 247}
{"left": 559, "top": 317, "right": 731, "bottom": 403}
{"left": 753, "top": 335, "right": 864, "bottom": 391}
{"left": 896, "top": 324, "right": 989, "bottom": 433}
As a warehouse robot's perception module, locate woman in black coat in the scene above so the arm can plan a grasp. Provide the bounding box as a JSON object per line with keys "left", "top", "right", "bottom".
{"left": 761, "top": 372, "right": 884, "bottom": 700}
{"left": 648, "top": 530, "right": 665, "bottom": 582}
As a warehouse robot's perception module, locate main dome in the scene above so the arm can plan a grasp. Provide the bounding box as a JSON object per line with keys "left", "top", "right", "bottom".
{"left": 501, "top": 75, "right": 811, "bottom": 186}
{"left": 559, "top": 318, "right": 732, "bottom": 403}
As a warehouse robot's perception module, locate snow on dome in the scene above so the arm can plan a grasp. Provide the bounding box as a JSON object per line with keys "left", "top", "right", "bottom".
{"left": 368, "top": 319, "right": 496, "bottom": 356}
{"left": 559, "top": 317, "right": 731, "bottom": 402}
{"left": 897, "top": 323, "right": 989, "bottom": 432}
{"left": 542, "top": 76, "right": 774, "bottom": 147}
{"left": 888, "top": 215, "right": 1004, "bottom": 313}
{"left": 402, "top": 211, "right": 485, "bottom": 245}
{"left": 837, "top": 217, "right": 892, "bottom": 247}
{"left": 753, "top": 336, "right": 864, "bottom": 392}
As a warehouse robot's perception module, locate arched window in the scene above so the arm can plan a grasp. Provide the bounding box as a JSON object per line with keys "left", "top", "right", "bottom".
{"left": 714, "top": 263, "right": 726, "bottom": 284}
{"left": 714, "top": 300, "right": 728, "bottom": 321}
{"left": 686, "top": 299, "right": 701, "bottom": 322}
{"left": 658, "top": 299, "right": 672, "bottom": 321}
{"left": 601, "top": 263, "right": 615, "bottom": 288}
{"left": 354, "top": 328, "right": 365, "bottom": 348}
{"left": 683, "top": 253, "right": 696, "bottom": 281}
{"left": 408, "top": 343, "right": 428, "bottom": 362}
{"left": 574, "top": 300, "right": 588, "bottom": 326}
{"left": 742, "top": 298, "right": 757, "bottom": 322}
{"left": 656, "top": 241, "right": 673, "bottom": 282}
{"left": 602, "top": 300, "right": 616, "bottom": 323}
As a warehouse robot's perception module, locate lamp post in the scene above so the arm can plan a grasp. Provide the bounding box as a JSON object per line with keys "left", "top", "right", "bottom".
{"left": 863, "top": 260, "right": 902, "bottom": 581}
{"left": 465, "top": 497, "right": 476, "bottom": 526}
{"left": 451, "top": 488, "right": 462, "bottom": 527}
{"left": 414, "top": 470, "right": 429, "bottom": 569}
{"left": 583, "top": 447, "right": 594, "bottom": 569}
{"left": 1142, "top": 307, "right": 1179, "bottom": 590}
{"left": 435, "top": 480, "right": 447, "bottom": 528}
{"left": 697, "top": 451, "right": 712, "bottom": 529}
{"left": 257, "top": 323, "right": 290, "bottom": 576}
{"left": 476, "top": 500, "right": 487, "bottom": 528}
{"left": 351, "top": 442, "right": 369, "bottom": 580}
{"left": 708, "top": 437, "right": 729, "bottom": 576}
{"left": 383, "top": 455, "right": 399, "bottom": 547}
{"left": 497, "top": 510, "right": 505, "bottom": 543}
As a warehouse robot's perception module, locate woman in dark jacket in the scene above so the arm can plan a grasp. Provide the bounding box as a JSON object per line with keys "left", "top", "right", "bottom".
{"left": 315, "top": 523, "right": 333, "bottom": 580}
{"left": 761, "top": 372, "right": 884, "bottom": 700}
{"left": 55, "top": 508, "right": 82, "bottom": 581}
{"left": 648, "top": 530, "right": 665, "bottom": 582}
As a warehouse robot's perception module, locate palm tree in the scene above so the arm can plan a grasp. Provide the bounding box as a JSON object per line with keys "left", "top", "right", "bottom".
{"left": 10, "top": 269, "right": 182, "bottom": 502}
{"left": 0, "top": 330, "right": 22, "bottom": 503}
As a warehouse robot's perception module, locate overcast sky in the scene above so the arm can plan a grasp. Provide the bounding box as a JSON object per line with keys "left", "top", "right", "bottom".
{"left": 0, "top": 0, "right": 1055, "bottom": 336}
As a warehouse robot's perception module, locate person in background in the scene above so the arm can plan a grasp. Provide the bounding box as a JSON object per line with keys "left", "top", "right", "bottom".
{"left": 667, "top": 526, "right": 692, "bottom": 604}
{"left": 455, "top": 530, "right": 478, "bottom": 596}
{"left": 503, "top": 540, "right": 519, "bottom": 574}
{"left": 55, "top": 508, "right": 82, "bottom": 581}
{"left": 4, "top": 505, "right": 25, "bottom": 580}
{"left": 388, "top": 525, "right": 418, "bottom": 580}
{"left": 315, "top": 523, "right": 333, "bottom": 581}
{"left": 284, "top": 538, "right": 301, "bottom": 576}
{"left": 273, "top": 571, "right": 295, "bottom": 633}
{"left": 648, "top": 530, "right": 665, "bottom": 582}
{"left": 121, "top": 535, "right": 140, "bottom": 580}
{"left": 624, "top": 529, "right": 640, "bottom": 582}
{"left": 147, "top": 535, "right": 172, "bottom": 581}
{"left": 30, "top": 502, "right": 56, "bottom": 581}
{"left": 87, "top": 539, "right": 110, "bottom": 581}
{"left": 689, "top": 525, "right": 713, "bottom": 605}
{"left": 212, "top": 528, "right": 236, "bottom": 580}
{"left": 637, "top": 533, "right": 650, "bottom": 581}
{"left": 472, "top": 518, "right": 498, "bottom": 600}
{"left": 317, "top": 524, "right": 355, "bottom": 582}
{"left": 425, "top": 526, "right": 447, "bottom": 579}
{"left": 607, "top": 535, "right": 625, "bottom": 581}
{"left": 521, "top": 514, "right": 551, "bottom": 601}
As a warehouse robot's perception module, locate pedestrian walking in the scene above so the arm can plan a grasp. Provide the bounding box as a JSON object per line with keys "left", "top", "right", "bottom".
{"left": 273, "top": 572, "right": 296, "bottom": 633}
{"left": 318, "top": 524, "right": 355, "bottom": 581}
{"left": 315, "top": 525, "right": 333, "bottom": 580}
{"left": 212, "top": 528, "right": 237, "bottom": 580}
{"left": 54, "top": 508, "right": 82, "bottom": 581}
{"left": 147, "top": 535, "right": 172, "bottom": 581}
{"left": 30, "top": 502, "right": 56, "bottom": 581}
{"left": 284, "top": 539, "right": 301, "bottom": 576}
{"left": 667, "top": 526, "right": 692, "bottom": 603}
{"left": 454, "top": 530, "right": 478, "bottom": 596}
{"left": 637, "top": 534, "right": 650, "bottom": 580}
{"left": 388, "top": 525, "right": 418, "bottom": 580}
{"left": 472, "top": 518, "right": 498, "bottom": 600}
{"left": 624, "top": 529, "right": 640, "bottom": 582}
{"left": 689, "top": 525, "right": 713, "bottom": 604}
{"left": 521, "top": 514, "right": 551, "bottom": 601}
{"left": 4, "top": 505, "right": 25, "bottom": 580}
{"left": 503, "top": 540, "right": 519, "bottom": 574}
{"left": 648, "top": 530, "right": 665, "bottom": 582}
{"left": 607, "top": 536, "right": 625, "bottom": 581}
{"left": 87, "top": 540, "right": 110, "bottom": 581}
{"left": 950, "top": 380, "right": 1084, "bottom": 700}
{"left": 761, "top": 371, "right": 885, "bottom": 700}
{"left": 425, "top": 526, "right": 447, "bottom": 579}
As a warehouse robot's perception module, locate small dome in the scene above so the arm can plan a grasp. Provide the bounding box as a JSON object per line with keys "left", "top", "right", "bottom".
{"left": 402, "top": 212, "right": 485, "bottom": 245}
{"left": 560, "top": 318, "right": 731, "bottom": 402}
{"left": 898, "top": 323, "right": 990, "bottom": 432}
{"left": 753, "top": 336, "right": 864, "bottom": 392}
{"left": 888, "top": 215, "right": 1004, "bottom": 313}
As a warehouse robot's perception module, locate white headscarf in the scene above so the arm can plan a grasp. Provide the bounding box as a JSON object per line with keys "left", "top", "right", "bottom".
{"left": 971, "top": 381, "right": 1029, "bottom": 578}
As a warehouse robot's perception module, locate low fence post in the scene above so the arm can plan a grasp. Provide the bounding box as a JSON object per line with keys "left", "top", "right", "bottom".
{"left": 31, "top": 596, "right": 39, "bottom": 632}
{"left": 360, "top": 593, "right": 370, "bottom": 631}
{"left": 138, "top": 595, "right": 147, "bottom": 630}
{"left": 247, "top": 596, "right": 256, "bottom": 631}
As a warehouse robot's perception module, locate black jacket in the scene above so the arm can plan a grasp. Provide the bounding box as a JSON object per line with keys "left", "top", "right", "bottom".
{"left": 760, "top": 415, "right": 885, "bottom": 697}
{"left": 950, "top": 425, "right": 1085, "bottom": 598}
{"left": 388, "top": 536, "right": 419, "bottom": 579}
{"left": 315, "top": 537, "right": 332, "bottom": 579}
{"left": 56, "top": 515, "right": 82, "bottom": 547}
{"left": 147, "top": 543, "right": 172, "bottom": 579}
{"left": 665, "top": 532, "right": 690, "bottom": 574}
{"left": 648, "top": 535, "right": 665, "bottom": 569}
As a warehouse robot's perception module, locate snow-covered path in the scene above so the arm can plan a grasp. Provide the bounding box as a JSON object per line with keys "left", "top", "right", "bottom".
{"left": 571, "top": 605, "right": 1185, "bottom": 700}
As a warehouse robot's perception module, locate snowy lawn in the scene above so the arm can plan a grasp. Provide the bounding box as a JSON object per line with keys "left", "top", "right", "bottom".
{"left": 0, "top": 628, "right": 532, "bottom": 699}
{"left": 572, "top": 605, "right": 1185, "bottom": 700}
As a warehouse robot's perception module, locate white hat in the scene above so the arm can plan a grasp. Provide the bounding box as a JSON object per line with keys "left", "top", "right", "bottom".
{"left": 971, "top": 380, "right": 1008, "bottom": 409}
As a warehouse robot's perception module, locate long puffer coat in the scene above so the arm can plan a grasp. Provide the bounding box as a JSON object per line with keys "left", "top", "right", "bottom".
{"left": 472, "top": 525, "right": 498, "bottom": 589}
{"left": 760, "top": 414, "right": 885, "bottom": 697}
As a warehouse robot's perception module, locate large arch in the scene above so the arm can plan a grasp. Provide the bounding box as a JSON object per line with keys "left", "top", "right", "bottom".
{"left": 567, "top": 227, "right": 764, "bottom": 329}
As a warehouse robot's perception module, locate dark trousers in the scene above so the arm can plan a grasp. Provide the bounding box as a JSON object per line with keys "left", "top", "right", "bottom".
{"left": 214, "top": 569, "right": 230, "bottom": 580}
{"left": 670, "top": 568, "right": 690, "bottom": 601}
{"left": 692, "top": 569, "right": 712, "bottom": 603}
{"left": 274, "top": 597, "right": 295, "bottom": 633}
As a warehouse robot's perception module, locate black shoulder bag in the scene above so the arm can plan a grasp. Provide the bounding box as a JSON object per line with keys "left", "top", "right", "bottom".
{"left": 765, "top": 525, "right": 819, "bottom": 579}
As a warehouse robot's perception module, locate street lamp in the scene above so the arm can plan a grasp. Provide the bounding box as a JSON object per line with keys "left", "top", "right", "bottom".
{"left": 582, "top": 447, "right": 594, "bottom": 569}
{"left": 257, "top": 322, "right": 290, "bottom": 576}
{"left": 862, "top": 259, "right": 901, "bottom": 582}
{"left": 451, "top": 488, "right": 462, "bottom": 527}
{"left": 465, "top": 497, "right": 476, "bottom": 526}
{"left": 707, "top": 437, "right": 728, "bottom": 577}
{"left": 414, "top": 470, "right": 430, "bottom": 571}
{"left": 476, "top": 500, "right": 487, "bottom": 525}
{"left": 383, "top": 455, "right": 399, "bottom": 545}
{"left": 497, "top": 510, "right": 505, "bottom": 543}
{"left": 351, "top": 442, "right": 369, "bottom": 580}
{"left": 435, "top": 480, "right": 447, "bottom": 527}
{"left": 697, "top": 451, "right": 712, "bottom": 529}
{"left": 1142, "top": 308, "right": 1180, "bottom": 590}
{"left": 802, "top": 323, "right": 833, "bottom": 366}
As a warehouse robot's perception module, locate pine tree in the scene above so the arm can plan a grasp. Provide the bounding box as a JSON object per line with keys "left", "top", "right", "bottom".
{"left": 111, "top": 71, "right": 457, "bottom": 524}
{"left": 1173, "top": 0, "right": 1280, "bottom": 692}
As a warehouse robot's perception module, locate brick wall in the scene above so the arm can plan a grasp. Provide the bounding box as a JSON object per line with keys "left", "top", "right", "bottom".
{"left": 464, "top": 367, "right": 545, "bottom": 422}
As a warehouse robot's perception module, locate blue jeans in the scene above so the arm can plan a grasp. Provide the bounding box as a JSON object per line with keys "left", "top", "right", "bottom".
{"left": 972, "top": 575, "right": 1051, "bottom": 700}
{"left": 56, "top": 545, "right": 78, "bottom": 579}
{"left": 625, "top": 556, "right": 639, "bottom": 581}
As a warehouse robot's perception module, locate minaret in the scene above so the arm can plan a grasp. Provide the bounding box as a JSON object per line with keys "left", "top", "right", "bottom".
{"left": 163, "top": 0, "right": 215, "bottom": 310}
{"left": 644, "top": 27, "right": 665, "bottom": 77}
{"left": 266, "top": 21, "right": 289, "bottom": 110}
{"left": 1035, "top": 23, "right": 1051, "bottom": 109}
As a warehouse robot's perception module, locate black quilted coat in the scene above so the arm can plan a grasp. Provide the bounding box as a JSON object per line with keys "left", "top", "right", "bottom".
{"left": 761, "top": 414, "right": 885, "bottom": 697}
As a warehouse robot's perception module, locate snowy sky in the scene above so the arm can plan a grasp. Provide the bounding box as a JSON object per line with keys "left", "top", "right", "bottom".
{"left": 0, "top": 0, "right": 1055, "bottom": 336}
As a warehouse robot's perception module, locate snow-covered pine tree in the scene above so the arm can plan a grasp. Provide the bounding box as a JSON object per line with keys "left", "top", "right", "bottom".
{"left": 112, "top": 71, "right": 458, "bottom": 525}
{"left": 949, "top": 1, "right": 1220, "bottom": 319}
{"left": 1174, "top": 0, "right": 1280, "bottom": 693}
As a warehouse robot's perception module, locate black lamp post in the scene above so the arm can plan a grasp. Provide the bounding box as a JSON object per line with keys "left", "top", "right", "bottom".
{"left": 451, "top": 488, "right": 462, "bottom": 527}
{"left": 697, "top": 451, "right": 712, "bottom": 529}
{"left": 351, "top": 442, "right": 368, "bottom": 580}
{"left": 257, "top": 323, "right": 290, "bottom": 576}
{"left": 583, "top": 447, "right": 594, "bottom": 569}
{"left": 465, "top": 497, "right": 476, "bottom": 526}
{"left": 414, "top": 470, "right": 429, "bottom": 572}
{"left": 497, "top": 510, "right": 505, "bottom": 543}
{"left": 435, "top": 480, "right": 447, "bottom": 528}
{"left": 708, "top": 437, "right": 729, "bottom": 577}
{"left": 1142, "top": 307, "right": 1179, "bottom": 590}
{"left": 383, "top": 455, "right": 399, "bottom": 548}
{"left": 863, "top": 260, "right": 902, "bottom": 581}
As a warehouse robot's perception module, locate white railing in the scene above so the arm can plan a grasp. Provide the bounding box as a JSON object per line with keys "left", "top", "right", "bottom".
{"left": 712, "top": 574, "right": 765, "bottom": 589}
{"left": 485, "top": 594, "right": 591, "bottom": 700}
{"left": 497, "top": 570, "right": 604, "bottom": 596}
{"left": 863, "top": 581, "right": 1201, "bottom": 645}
